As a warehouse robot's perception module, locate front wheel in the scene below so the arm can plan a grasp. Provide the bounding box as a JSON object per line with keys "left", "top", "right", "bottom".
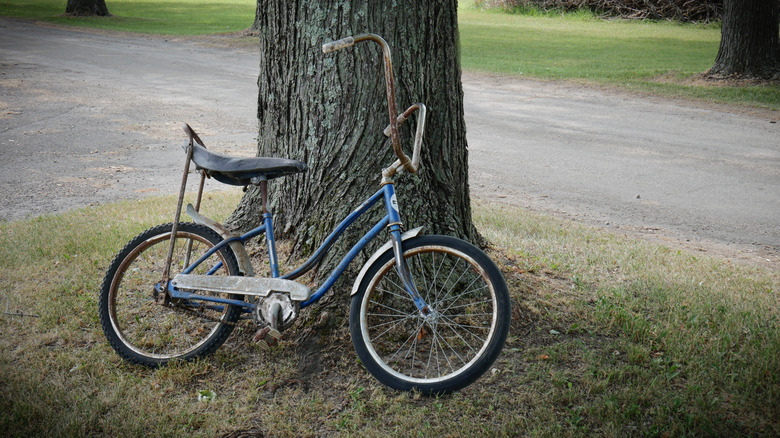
{"left": 350, "top": 235, "right": 511, "bottom": 395}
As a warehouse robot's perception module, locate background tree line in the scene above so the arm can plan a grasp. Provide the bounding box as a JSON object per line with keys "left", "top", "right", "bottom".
{"left": 477, "top": 0, "right": 724, "bottom": 22}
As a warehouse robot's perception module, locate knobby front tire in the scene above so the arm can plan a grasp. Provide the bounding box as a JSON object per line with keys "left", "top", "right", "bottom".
{"left": 99, "top": 222, "right": 242, "bottom": 367}
{"left": 350, "top": 235, "right": 511, "bottom": 395}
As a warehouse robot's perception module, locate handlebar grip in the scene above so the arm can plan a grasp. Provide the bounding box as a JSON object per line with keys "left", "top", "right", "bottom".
{"left": 322, "top": 36, "right": 355, "bottom": 54}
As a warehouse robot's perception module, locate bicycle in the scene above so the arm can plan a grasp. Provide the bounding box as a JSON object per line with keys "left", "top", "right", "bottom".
{"left": 99, "top": 34, "right": 510, "bottom": 395}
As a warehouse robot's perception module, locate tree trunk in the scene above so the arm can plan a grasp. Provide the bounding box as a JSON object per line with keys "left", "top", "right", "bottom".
{"left": 228, "top": 0, "right": 477, "bottom": 376}
{"left": 708, "top": 0, "right": 780, "bottom": 79}
{"left": 65, "top": 0, "right": 111, "bottom": 16}
{"left": 229, "top": 0, "right": 479, "bottom": 262}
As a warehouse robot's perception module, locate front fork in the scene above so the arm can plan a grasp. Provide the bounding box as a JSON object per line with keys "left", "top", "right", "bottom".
{"left": 389, "top": 229, "right": 430, "bottom": 315}
{"left": 383, "top": 184, "right": 430, "bottom": 316}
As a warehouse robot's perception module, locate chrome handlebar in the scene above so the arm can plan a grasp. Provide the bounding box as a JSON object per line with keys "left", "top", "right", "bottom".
{"left": 322, "top": 34, "right": 426, "bottom": 177}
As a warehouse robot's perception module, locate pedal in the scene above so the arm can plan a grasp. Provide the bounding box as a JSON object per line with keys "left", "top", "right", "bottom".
{"left": 253, "top": 326, "right": 282, "bottom": 349}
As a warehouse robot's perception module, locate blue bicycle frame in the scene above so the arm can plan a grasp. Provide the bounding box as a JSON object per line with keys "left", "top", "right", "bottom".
{"left": 163, "top": 34, "right": 432, "bottom": 319}
{"left": 166, "top": 181, "right": 425, "bottom": 314}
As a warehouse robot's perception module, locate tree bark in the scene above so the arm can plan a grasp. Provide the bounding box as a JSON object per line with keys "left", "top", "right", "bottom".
{"left": 65, "top": 0, "right": 111, "bottom": 17}
{"left": 229, "top": 0, "right": 478, "bottom": 376}
{"left": 229, "top": 0, "right": 479, "bottom": 265}
{"left": 708, "top": 0, "right": 780, "bottom": 79}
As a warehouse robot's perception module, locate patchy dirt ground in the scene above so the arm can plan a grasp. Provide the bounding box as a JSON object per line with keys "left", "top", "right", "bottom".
{"left": 1, "top": 18, "right": 778, "bottom": 269}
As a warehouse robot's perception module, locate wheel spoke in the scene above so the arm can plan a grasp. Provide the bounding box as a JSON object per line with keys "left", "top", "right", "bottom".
{"left": 367, "top": 313, "right": 416, "bottom": 338}
{"left": 368, "top": 296, "right": 413, "bottom": 316}
{"left": 386, "top": 318, "right": 427, "bottom": 363}
{"left": 436, "top": 270, "right": 484, "bottom": 312}
{"left": 438, "top": 316, "right": 487, "bottom": 355}
{"left": 376, "top": 284, "right": 415, "bottom": 304}
{"left": 442, "top": 297, "right": 492, "bottom": 313}
{"left": 438, "top": 327, "right": 468, "bottom": 369}
{"left": 438, "top": 317, "right": 490, "bottom": 336}
{"left": 414, "top": 252, "right": 431, "bottom": 305}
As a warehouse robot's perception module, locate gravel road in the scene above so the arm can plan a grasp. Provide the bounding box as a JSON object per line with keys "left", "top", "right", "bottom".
{"left": 1, "top": 18, "right": 778, "bottom": 266}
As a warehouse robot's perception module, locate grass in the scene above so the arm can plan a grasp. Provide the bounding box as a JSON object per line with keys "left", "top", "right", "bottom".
{"left": 1, "top": 0, "right": 778, "bottom": 109}
{"left": 457, "top": 3, "right": 780, "bottom": 109}
{"left": 460, "top": 5, "right": 718, "bottom": 80}
{"left": 1, "top": 193, "right": 777, "bottom": 436}
{"left": 0, "top": 0, "right": 255, "bottom": 34}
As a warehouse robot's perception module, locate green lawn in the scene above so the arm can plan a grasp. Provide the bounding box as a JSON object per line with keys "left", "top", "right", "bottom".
{"left": 459, "top": 6, "right": 719, "bottom": 80}
{"left": 0, "top": 194, "right": 777, "bottom": 436}
{"left": 457, "top": 4, "right": 780, "bottom": 109}
{"left": 0, "top": 0, "right": 254, "bottom": 34}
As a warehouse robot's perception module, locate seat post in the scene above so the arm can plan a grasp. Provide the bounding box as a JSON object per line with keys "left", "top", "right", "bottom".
{"left": 257, "top": 177, "right": 270, "bottom": 214}
{"left": 194, "top": 170, "right": 207, "bottom": 212}
{"left": 254, "top": 176, "right": 280, "bottom": 277}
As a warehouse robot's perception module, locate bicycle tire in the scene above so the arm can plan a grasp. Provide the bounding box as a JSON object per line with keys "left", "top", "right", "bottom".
{"left": 350, "top": 235, "right": 510, "bottom": 395}
{"left": 99, "top": 222, "right": 242, "bottom": 367}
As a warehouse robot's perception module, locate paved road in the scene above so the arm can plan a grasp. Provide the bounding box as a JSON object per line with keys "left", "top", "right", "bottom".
{"left": 1, "top": 18, "right": 778, "bottom": 264}
{"left": 465, "top": 75, "right": 780, "bottom": 263}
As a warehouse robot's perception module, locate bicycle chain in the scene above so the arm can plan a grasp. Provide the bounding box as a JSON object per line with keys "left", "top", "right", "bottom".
{"left": 166, "top": 301, "right": 250, "bottom": 329}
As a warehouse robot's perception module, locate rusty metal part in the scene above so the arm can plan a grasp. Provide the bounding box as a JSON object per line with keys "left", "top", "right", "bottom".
{"left": 249, "top": 176, "right": 270, "bottom": 214}
{"left": 321, "top": 36, "right": 355, "bottom": 53}
{"left": 382, "top": 103, "right": 427, "bottom": 181}
{"left": 354, "top": 34, "right": 407, "bottom": 170}
{"left": 183, "top": 123, "right": 205, "bottom": 149}
{"left": 259, "top": 179, "right": 269, "bottom": 214}
{"left": 194, "top": 170, "right": 207, "bottom": 211}
{"left": 183, "top": 170, "right": 208, "bottom": 269}
{"left": 160, "top": 126, "right": 199, "bottom": 303}
{"left": 253, "top": 325, "right": 282, "bottom": 349}
{"left": 322, "top": 34, "right": 428, "bottom": 177}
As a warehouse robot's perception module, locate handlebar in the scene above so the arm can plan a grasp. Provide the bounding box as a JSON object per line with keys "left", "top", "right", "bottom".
{"left": 322, "top": 36, "right": 355, "bottom": 54}
{"left": 383, "top": 103, "right": 426, "bottom": 177}
{"left": 322, "top": 34, "right": 426, "bottom": 177}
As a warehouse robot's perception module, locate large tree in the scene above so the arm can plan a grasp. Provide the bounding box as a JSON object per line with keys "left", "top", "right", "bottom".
{"left": 65, "top": 0, "right": 110, "bottom": 16}
{"left": 708, "top": 0, "right": 780, "bottom": 79}
{"left": 229, "top": 0, "right": 478, "bottom": 266}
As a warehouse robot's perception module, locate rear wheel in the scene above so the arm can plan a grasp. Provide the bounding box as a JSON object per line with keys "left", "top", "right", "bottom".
{"left": 99, "top": 222, "right": 242, "bottom": 367}
{"left": 350, "top": 235, "right": 510, "bottom": 395}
